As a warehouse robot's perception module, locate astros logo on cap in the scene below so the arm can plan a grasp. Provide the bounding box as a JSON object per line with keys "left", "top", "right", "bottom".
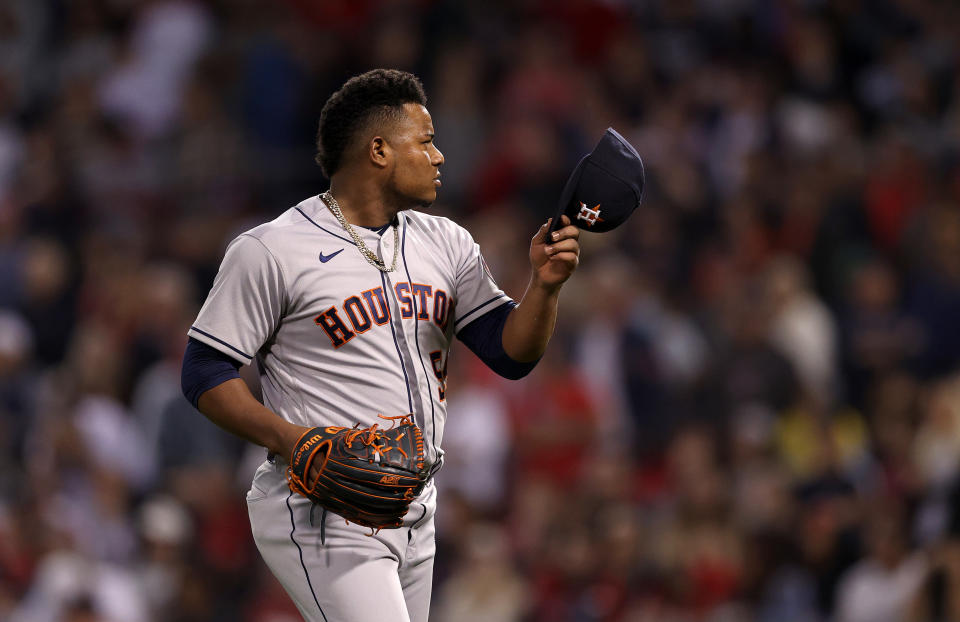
{"left": 576, "top": 202, "right": 603, "bottom": 227}
{"left": 549, "top": 128, "right": 644, "bottom": 234}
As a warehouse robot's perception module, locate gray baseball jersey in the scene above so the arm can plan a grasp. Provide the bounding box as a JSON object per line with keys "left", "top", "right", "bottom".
{"left": 189, "top": 194, "right": 510, "bottom": 467}
{"left": 189, "top": 194, "right": 512, "bottom": 621}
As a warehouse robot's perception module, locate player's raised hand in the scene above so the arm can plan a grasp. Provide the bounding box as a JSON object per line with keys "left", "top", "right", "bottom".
{"left": 530, "top": 215, "right": 580, "bottom": 290}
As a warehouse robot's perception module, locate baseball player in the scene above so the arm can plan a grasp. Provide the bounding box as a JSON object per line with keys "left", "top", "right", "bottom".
{"left": 180, "top": 69, "right": 580, "bottom": 621}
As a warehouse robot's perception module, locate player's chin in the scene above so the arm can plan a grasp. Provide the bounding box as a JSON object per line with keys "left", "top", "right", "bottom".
{"left": 416, "top": 188, "right": 438, "bottom": 208}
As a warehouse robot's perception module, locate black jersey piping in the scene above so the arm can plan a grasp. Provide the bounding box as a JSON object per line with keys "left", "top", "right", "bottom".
{"left": 381, "top": 270, "right": 415, "bottom": 415}
{"left": 296, "top": 206, "right": 355, "bottom": 246}
{"left": 453, "top": 294, "right": 507, "bottom": 331}
{"left": 189, "top": 326, "right": 253, "bottom": 361}
{"left": 285, "top": 491, "right": 328, "bottom": 621}
{"left": 399, "top": 219, "right": 438, "bottom": 453}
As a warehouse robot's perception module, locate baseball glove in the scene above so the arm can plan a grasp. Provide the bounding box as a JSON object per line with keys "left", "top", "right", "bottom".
{"left": 286, "top": 414, "right": 429, "bottom": 530}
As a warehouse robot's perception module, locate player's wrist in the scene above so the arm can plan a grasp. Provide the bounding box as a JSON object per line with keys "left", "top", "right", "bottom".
{"left": 529, "top": 273, "right": 564, "bottom": 296}
{"left": 271, "top": 422, "right": 312, "bottom": 459}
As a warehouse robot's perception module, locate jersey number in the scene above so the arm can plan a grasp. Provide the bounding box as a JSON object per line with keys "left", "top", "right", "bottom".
{"left": 429, "top": 350, "right": 448, "bottom": 401}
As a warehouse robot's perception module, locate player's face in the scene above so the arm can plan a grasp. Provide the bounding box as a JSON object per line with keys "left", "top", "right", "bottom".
{"left": 386, "top": 103, "right": 444, "bottom": 208}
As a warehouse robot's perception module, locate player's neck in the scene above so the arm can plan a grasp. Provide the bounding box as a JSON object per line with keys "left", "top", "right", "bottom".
{"left": 327, "top": 179, "right": 398, "bottom": 228}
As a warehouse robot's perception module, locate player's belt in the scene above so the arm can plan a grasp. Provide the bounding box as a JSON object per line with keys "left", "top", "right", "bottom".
{"left": 267, "top": 449, "right": 444, "bottom": 479}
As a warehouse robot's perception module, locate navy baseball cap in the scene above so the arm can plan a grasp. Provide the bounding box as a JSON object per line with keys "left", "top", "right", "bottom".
{"left": 550, "top": 128, "right": 644, "bottom": 234}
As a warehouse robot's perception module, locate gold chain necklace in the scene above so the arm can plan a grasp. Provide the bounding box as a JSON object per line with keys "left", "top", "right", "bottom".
{"left": 320, "top": 191, "right": 399, "bottom": 273}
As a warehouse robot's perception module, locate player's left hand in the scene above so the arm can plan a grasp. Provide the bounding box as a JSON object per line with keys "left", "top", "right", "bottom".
{"left": 530, "top": 215, "right": 580, "bottom": 290}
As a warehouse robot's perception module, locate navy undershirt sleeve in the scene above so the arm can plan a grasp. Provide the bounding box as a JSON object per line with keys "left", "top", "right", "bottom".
{"left": 181, "top": 337, "right": 243, "bottom": 408}
{"left": 457, "top": 301, "right": 540, "bottom": 380}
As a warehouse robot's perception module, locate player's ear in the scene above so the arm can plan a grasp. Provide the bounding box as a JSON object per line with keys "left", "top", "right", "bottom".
{"left": 369, "top": 136, "right": 390, "bottom": 169}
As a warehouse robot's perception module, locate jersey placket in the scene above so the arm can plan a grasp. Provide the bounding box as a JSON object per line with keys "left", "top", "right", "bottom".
{"left": 375, "top": 224, "right": 431, "bottom": 455}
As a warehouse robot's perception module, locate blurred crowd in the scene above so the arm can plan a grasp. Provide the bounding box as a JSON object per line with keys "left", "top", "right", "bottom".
{"left": 3, "top": 0, "right": 960, "bottom": 620}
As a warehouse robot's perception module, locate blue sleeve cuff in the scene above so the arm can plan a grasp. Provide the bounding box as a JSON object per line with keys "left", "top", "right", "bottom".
{"left": 457, "top": 301, "right": 539, "bottom": 380}
{"left": 181, "top": 337, "right": 242, "bottom": 408}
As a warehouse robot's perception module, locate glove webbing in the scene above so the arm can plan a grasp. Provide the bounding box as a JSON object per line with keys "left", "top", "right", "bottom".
{"left": 286, "top": 414, "right": 426, "bottom": 532}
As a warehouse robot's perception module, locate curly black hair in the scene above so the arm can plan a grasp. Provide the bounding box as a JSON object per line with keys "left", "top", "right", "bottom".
{"left": 315, "top": 69, "right": 428, "bottom": 177}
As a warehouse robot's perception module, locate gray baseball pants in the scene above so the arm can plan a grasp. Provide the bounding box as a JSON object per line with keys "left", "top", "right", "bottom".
{"left": 247, "top": 459, "right": 437, "bottom": 621}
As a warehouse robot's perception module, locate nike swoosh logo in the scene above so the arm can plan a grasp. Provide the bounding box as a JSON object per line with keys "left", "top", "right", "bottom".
{"left": 319, "top": 249, "right": 344, "bottom": 263}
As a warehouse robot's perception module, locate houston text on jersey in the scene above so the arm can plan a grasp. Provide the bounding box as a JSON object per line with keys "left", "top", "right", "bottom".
{"left": 314, "top": 282, "right": 450, "bottom": 348}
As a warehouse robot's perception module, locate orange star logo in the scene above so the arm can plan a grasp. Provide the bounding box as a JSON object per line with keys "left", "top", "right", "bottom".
{"left": 576, "top": 202, "right": 603, "bottom": 226}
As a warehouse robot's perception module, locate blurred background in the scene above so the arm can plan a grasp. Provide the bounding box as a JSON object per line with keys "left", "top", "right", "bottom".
{"left": 2, "top": 0, "right": 960, "bottom": 620}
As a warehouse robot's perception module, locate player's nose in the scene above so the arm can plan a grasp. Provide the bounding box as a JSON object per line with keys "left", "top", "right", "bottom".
{"left": 431, "top": 145, "right": 444, "bottom": 167}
